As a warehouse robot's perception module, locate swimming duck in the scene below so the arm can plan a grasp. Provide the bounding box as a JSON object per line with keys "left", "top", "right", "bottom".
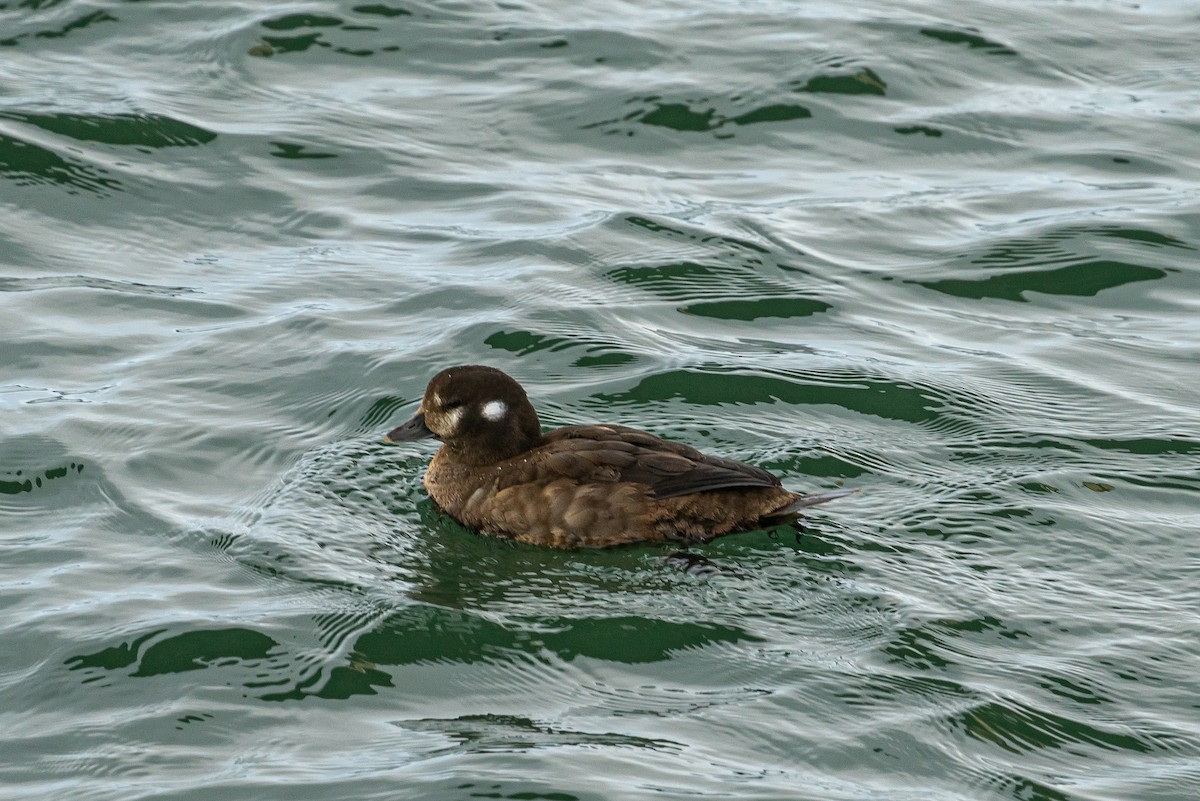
{"left": 385, "top": 365, "right": 852, "bottom": 548}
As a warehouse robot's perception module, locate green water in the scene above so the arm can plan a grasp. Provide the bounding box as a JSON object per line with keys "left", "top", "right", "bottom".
{"left": 2, "top": 1, "right": 1198, "bottom": 799}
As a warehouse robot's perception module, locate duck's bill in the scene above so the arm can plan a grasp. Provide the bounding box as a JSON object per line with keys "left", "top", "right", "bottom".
{"left": 384, "top": 411, "right": 436, "bottom": 442}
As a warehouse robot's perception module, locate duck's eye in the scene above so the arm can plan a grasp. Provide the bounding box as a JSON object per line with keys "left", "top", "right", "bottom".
{"left": 442, "top": 399, "right": 464, "bottom": 411}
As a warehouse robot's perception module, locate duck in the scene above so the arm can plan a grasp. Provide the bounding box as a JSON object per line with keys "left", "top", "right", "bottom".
{"left": 385, "top": 365, "right": 852, "bottom": 548}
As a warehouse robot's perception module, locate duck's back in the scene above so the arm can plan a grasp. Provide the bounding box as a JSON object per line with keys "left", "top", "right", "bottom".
{"left": 540, "top": 424, "right": 784, "bottom": 497}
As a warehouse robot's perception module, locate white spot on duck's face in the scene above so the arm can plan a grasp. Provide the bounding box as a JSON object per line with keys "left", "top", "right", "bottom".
{"left": 481, "top": 399, "right": 507, "bottom": 421}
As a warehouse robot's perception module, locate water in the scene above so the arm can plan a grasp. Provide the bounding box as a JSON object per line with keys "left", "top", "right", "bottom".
{"left": 2, "top": 1, "right": 1198, "bottom": 799}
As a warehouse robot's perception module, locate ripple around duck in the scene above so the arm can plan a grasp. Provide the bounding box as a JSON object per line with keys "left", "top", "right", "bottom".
{"left": 571, "top": 59, "right": 892, "bottom": 143}
{"left": 0, "top": 111, "right": 217, "bottom": 148}
{"left": 605, "top": 260, "right": 800, "bottom": 303}
{"left": 918, "top": 27, "right": 1018, "bottom": 57}
{"left": 0, "top": 460, "right": 86, "bottom": 501}
{"left": 615, "top": 214, "right": 787, "bottom": 260}
{"left": 0, "top": 274, "right": 197, "bottom": 297}
{"left": 952, "top": 696, "right": 1161, "bottom": 755}
{"left": 132, "top": 414, "right": 816, "bottom": 705}
{"left": 58, "top": 578, "right": 401, "bottom": 703}
{"left": 680, "top": 297, "right": 831, "bottom": 321}
{"left": 66, "top": 626, "right": 277, "bottom": 679}
{"left": 907, "top": 221, "right": 1187, "bottom": 304}
{"left": 394, "top": 712, "right": 682, "bottom": 756}
{"left": 0, "top": 434, "right": 108, "bottom": 527}
{"left": 483, "top": 327, "right": 635, "bottom": 365}
{"left": 918, "top": 259, "right": 1167, "bottom": 302}
{"left": 791, "top": 67, "right": 888, "bottom": 97}
{"left": 57, "top": 571, "right": 766, "bottom": 705}
{"left": 592, "top": 368, "right": 943, "bottom": 426}
{"left": 354, "top": 607, "right": 758, "bottom": 670}
{"left": 0, "top": 132, "right": 121, "bottom": 195}
{"left": 0, "top": 7, "right": 116, "bottom": 48}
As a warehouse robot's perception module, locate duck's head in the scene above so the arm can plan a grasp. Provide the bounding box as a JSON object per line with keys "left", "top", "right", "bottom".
{"left": 385, "top": 365, "right": 542, "bottom": 461}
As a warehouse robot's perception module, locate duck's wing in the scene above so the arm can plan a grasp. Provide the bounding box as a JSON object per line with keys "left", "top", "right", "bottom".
{"left": 536, "top": 424, "right": 781, "bottom": 499}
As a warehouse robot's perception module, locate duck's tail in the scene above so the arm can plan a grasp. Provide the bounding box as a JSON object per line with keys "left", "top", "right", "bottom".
{"left": 766, "top": 487, "right": 858, "bottom": 524}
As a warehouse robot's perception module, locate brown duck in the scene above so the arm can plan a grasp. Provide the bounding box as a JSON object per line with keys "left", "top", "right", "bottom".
{"left": 385, "top": 365, "right": 852, "bottom": 548}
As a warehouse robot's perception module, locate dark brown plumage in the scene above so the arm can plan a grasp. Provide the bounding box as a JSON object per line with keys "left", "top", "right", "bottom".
{"left": 385, "top": 365, "right": 852, "bottom": 548}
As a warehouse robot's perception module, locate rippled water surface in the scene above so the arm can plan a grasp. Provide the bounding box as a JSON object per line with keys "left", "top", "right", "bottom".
{"left": 3, "top": 1, "right": 1199, "bottom": 799}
